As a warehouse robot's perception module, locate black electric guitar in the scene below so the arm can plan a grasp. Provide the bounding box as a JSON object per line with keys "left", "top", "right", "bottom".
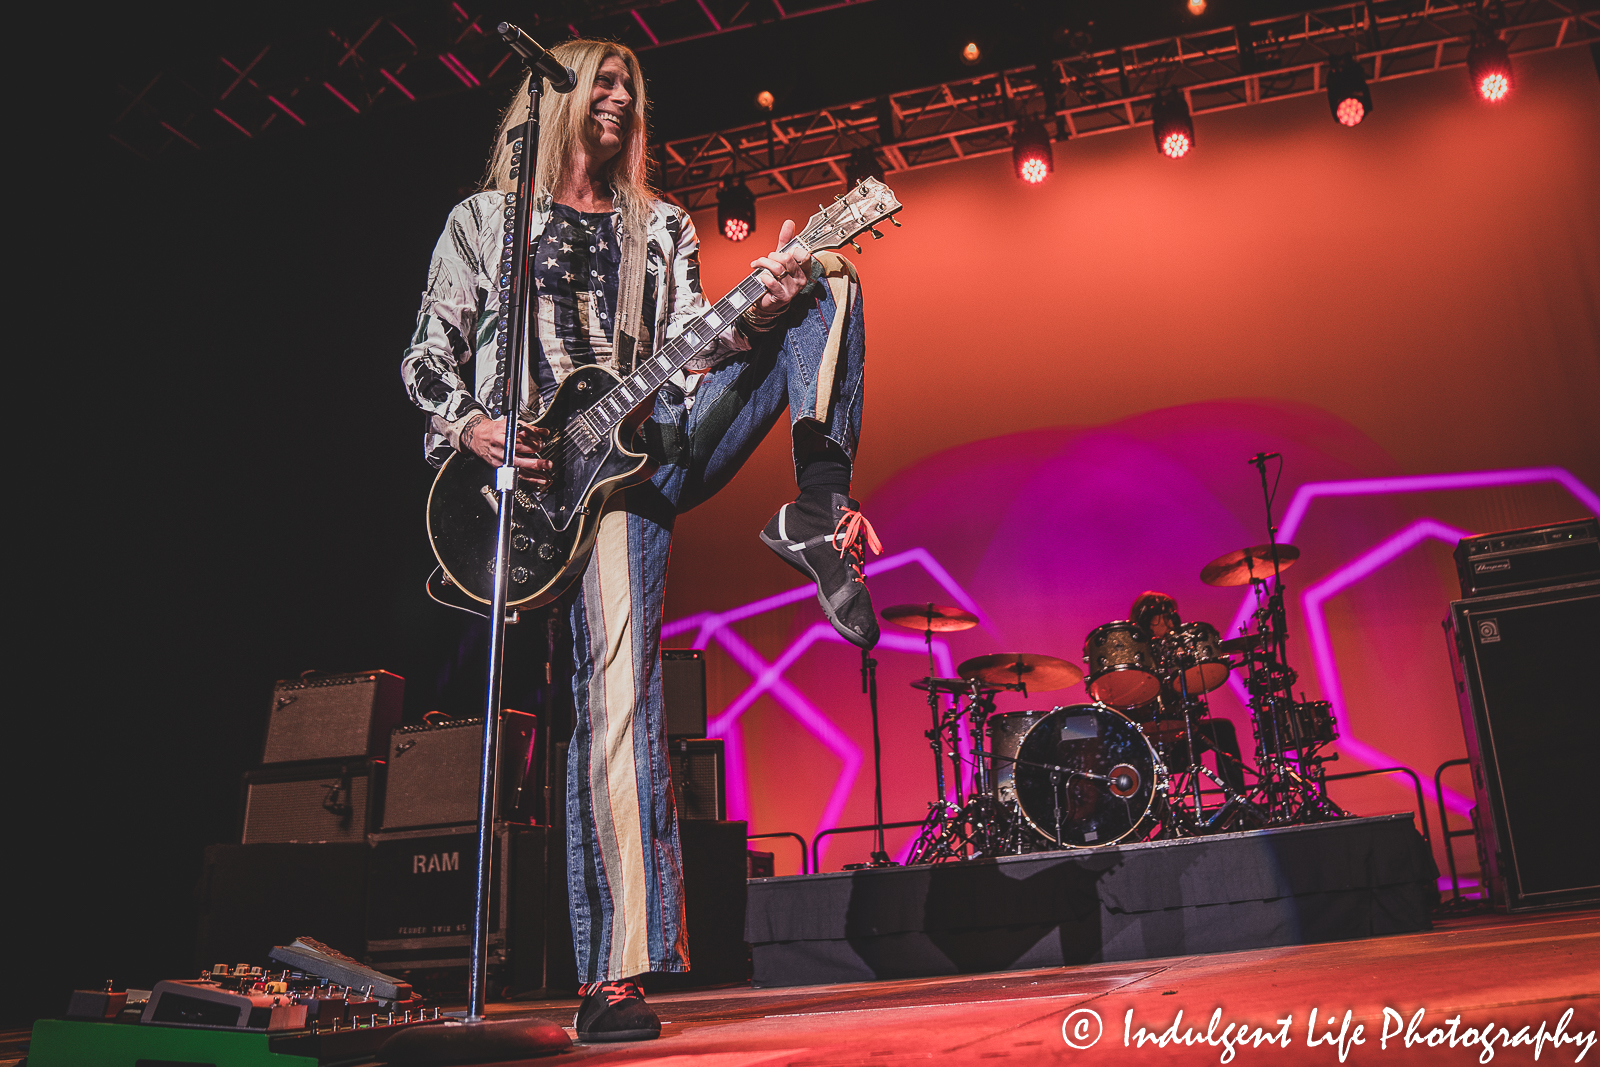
{"left": 427, "top": 177, "right": 904, "bottom": 611}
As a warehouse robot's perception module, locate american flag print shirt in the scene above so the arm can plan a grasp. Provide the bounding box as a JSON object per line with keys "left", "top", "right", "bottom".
{"left": 400, "top": 192, "right": 751, "bottom": 466}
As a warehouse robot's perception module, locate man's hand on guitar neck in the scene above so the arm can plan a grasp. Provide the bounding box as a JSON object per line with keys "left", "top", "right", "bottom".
{"left": 748, "top": 218, "right": 812, "bottom": 323}
{"left": 462, "top": 415, "right": 554, "bottom": 488}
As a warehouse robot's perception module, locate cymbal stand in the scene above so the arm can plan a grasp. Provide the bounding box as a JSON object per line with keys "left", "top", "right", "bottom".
{"left": 907, "top": 680, "right": 1017, "bottom": 863}
{"left": 1241, "top": 452, "right": 1344, "bottom": 824}
{"left": 860, "top": 647, "right": 892, "bottom": 867}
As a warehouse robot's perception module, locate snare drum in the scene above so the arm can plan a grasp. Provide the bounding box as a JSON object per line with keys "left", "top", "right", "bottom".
{"left": 1158, "top": 621, "right": 1231, "bottom": 695}
{"left": 1084, "top": 621, "right": 1161, "bottom": 708}
{"left": 987, "top": 709, "right": 1051, "bottom": 806}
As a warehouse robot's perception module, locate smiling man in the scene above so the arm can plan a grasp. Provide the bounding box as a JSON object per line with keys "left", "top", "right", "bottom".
{"left": 400, "top": 39, "right": 876, "bottom": 1042}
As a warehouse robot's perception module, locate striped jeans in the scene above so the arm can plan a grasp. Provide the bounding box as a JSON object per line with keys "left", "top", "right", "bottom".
{"left": 564, "top": 263, "right": 865, "bottom": 981}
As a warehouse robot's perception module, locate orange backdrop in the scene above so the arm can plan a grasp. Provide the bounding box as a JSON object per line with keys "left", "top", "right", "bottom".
{"left": 664, "top": 47, "right": 1600, "bottom": 881}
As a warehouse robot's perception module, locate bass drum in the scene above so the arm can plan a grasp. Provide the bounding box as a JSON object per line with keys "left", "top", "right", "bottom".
{"left": 1014, "top": 704, "right": 1162, "bottom": 848}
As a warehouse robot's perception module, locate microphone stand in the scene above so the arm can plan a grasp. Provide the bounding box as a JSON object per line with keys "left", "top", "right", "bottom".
{"left": 384, "top": 28, "right": 577, "bottom": 1066}
{"left": 862, "top": 648, "right": 893, "bottom": 867}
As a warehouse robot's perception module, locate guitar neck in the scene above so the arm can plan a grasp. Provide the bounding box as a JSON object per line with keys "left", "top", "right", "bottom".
{"left": 584, "top": 238, "right": 809, "bottom": 436}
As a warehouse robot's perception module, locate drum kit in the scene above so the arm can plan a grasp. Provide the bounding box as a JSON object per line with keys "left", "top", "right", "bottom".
{"left": 869, "top": 454, "right": 1346, "bottom": 865}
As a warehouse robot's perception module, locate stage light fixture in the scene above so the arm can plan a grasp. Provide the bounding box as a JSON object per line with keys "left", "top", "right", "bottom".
{"left": 1467, "top": 34, "right": 1513, "bottom": 102}
{"left": 717, "top": 177, "right": 755, "bottom": 242}
{"left": 1151, "top": 91, "right": 1194, "bottom": 159}
{"left": 844, "top": 147, "right": 885, "bottom": 186}
{"left": 1326, "top": 56, "right": 1372, "bottom": 126}
{"left": 756, "top": 90, "right": 775, "bottom": 112}
{"left": 1011, "top": 120, "right": 1053, "bottom": 184}
{"left": 961, "top": 41, "right": 982, "bottom": 65}
{"left": 1188, "top": 0, "right": 1207, "bottom": 14}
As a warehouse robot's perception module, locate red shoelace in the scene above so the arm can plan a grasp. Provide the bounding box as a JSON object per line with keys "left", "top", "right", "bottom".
{"left": 832, "top": 507, "right": 883, "bottom": 571}
{"left": 580, "top": 979, "right": 645, "bottom": 1005}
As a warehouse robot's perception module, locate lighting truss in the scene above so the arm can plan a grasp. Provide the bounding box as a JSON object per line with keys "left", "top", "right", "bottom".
{"left": 655, "top": 0, "right": 1599, "bottom": 208}
{"left": 108, "top": 0, "right": 878, "bottom": 160}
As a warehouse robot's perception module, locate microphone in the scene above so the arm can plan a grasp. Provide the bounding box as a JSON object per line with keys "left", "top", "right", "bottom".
{"left": 497, "top": 22, "right": 577, "bottom": 93}
{"left": 1248, "top": 451, "right": 1282, "bottom": 465}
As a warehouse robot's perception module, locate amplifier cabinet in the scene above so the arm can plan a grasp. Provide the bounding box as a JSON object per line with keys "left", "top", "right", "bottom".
{"left": 662, "top": 649, "right": 708, "bottom": 738}
{"left": 1453, "top": 517, "right": 1599, "bottom": 598}
{"left": 365, "top": 823, "right": 549, "bottom": 989}
{"left": 1445, "top": 580, "right": 1600, "bottom": 911}
{"left": 263, "top": 671, "right": 404, "bottom": 765}
{"left": 669, "top": 738, "right": 726, "bottom": 821}
{"left": 241, "top": 759, "right": 383, "bottom": 844}
{"left": 381, "top": 711, "right": 537, "bottom": 831}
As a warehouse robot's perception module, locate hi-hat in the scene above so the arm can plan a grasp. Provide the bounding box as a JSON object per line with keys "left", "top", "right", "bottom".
{"left": 882, "top": 603, "right": 980, "bottom": 633}
{"left": 957, "top": 653, "right": 1083, "bottom": 691}
{"left": 1201, "top": 544, "right": 1301, "bottom": 587}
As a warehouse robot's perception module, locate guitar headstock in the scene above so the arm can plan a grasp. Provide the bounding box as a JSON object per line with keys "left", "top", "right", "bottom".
{"left": 799, "top": 177, "right": 904, "bottom": 253}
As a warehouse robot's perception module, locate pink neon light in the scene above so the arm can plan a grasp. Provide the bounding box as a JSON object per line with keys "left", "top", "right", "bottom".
{"left": 213, "top": 108, "right": 252, "bottom": 138}
{"left": 380, "top": 69, "right": 415, "bottom": 101}
{"left": 632, "top": 10, "right": 662, "bottom": 46}
{"left": 322, "top": 82, "right": 361, "bottom": 113}
{"left": 1301, "top": 518, "right": 1475, "bottom": 813}
{"left": 387, "top": 21, "right": 417, "bottom": 49}
{"left": 266, "top": 95, "right": 306, "bottom": 126}
{"left": 160, "top": 122, "right": 201, "bottom": 149}
{"left": 438, "top": 54, "right": 480, "bottom": 88}
{"left": 665, "top": 546, "right": 984, "bottom": 867}
{"left": 1224, "top": 466, "right": 1597, "bottom": 819}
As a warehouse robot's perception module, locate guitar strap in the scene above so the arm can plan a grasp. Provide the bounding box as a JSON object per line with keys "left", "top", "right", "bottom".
{"left": 612, "top": 212, "right": 649, "bottom": 377}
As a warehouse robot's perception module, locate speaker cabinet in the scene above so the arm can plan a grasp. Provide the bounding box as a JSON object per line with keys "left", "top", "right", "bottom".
{"left": 241, "top": 759, "right": 382, "bottom": 844}
{"left": 365, "top": 823, "right": 556, "bottom": 991}
{"left": 263, "top": 671, "right": 404, "bottom": 765}
{"left": 380, "top": 712, "right": 537, "bottom": 831}
{"left": 662, "top": 649, "right": 707, "bottom": 738}
{"left": 668, "top": 738, "right": 725, "bottom": 821}
{"left": 1445, "top": 580, "right": 1600, "bottom": 911}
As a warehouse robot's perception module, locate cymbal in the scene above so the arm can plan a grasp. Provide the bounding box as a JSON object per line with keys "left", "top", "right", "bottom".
{"left": 881, "top": 602, "right": 980, "bottom": 633}
{"left": 1201, "top": 544, "right": 1302, "bottom": 587}
{"left": 1218, "top": 633, "right": 1265, "bottom": 655}
{"left": 911, "top": 676, "right": 979, "bottom": 694}
{"left": 957, "top": 653, "right": 1084, "bottom": 691}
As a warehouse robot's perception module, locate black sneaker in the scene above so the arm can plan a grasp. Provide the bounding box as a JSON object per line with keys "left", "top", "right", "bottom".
{"left": 760, "top": 492, "right": 882, "bottom": 649}
{"left": 573, "top": 979, "right": 660, "bottom": 1042}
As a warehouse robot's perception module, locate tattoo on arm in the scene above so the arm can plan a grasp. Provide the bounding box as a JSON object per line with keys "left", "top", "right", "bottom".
{"left": 459, "top": 413, "right": 489, "bottom": 453}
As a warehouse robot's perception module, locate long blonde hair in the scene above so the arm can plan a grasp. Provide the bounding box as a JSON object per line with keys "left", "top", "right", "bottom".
{"left": 480, "top": 39, "right": 655, "bottom": 234}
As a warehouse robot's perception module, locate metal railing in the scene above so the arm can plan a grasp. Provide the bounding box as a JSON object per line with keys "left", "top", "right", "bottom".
{"left": 746, "top": 830, "right": 810, "bottom": 876}
{"left": 811, "top": 820, "right": 924, "bottom": 874}
{"left": 1433, "top": 758, "right": 1480, "bottom": 900}
{"left": 1323, "top": 765, "right": 1431, "bottom": 846}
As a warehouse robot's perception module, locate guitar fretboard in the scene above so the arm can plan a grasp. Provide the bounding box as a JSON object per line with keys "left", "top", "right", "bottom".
{"left": 567, "top": 236, "right": 811, "bottom": 451}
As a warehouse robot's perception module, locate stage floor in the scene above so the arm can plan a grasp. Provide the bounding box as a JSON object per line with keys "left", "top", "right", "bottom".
{"left": 10, "top": 907, "right": 1592, "bottom": 1065}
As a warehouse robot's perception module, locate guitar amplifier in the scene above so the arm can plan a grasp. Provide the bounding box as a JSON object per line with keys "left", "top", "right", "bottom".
{"left": 240, "top": 759, "right": 383, "bottom": 844}
{"left": 668, "top": 738, "right": 725, "bottom": 821}
{"left": 1453, "top": 517, "right": 1599, "bottom": 598}
{"left": 380, "top": 712, "right": 537, "bottom": 831}
{"left": 1445, "top": 581, "right": 1600, "bottom": 911}
{"left": 662, "top": 649, "right": 707, "bottom": 738}
{"left": 263, "top": 671, "right": 404, "bottom": 765}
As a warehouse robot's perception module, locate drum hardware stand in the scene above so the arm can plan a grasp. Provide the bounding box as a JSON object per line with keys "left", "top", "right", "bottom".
{"left": 849, "top": 647, "right": 895, "bottom": 868}
{"left": 906, "top": 678, "right": 1022, "bottom": 864}
{"left": 1236, "top": 451, "right": 1346, "bottom": 826}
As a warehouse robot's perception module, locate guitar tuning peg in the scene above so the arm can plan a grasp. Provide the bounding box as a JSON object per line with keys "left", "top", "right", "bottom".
{"left": 889, "top": 216, "right": 902, "bottom": 227}
{"left": 850, "top": 239, "right": 862, "bottom": 252}
{"left": 869, "top": 227, "right": 883, "bottom": 239}
{"left": 819, "top": 204, "right": 827, "bottom": 212}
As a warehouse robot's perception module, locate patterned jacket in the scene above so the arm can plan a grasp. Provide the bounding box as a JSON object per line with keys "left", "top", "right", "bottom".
{"left": 400, "top": 191, "right": 750, "bottom": 466}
